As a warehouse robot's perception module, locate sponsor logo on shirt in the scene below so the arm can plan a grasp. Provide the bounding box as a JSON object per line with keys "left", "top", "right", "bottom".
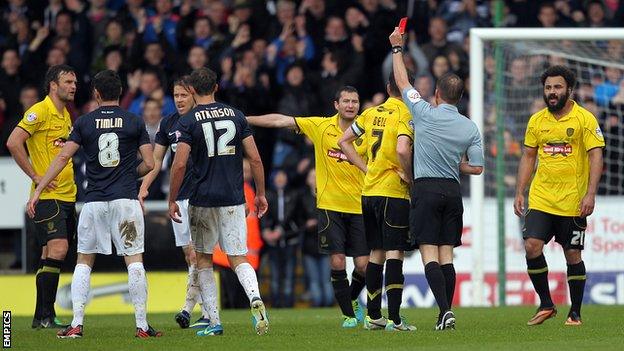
{"left": 327, "top": 148, "right": 351, "bottom": 163}
{"left": 544, "top": 142, "right": 572, "bottom": 156}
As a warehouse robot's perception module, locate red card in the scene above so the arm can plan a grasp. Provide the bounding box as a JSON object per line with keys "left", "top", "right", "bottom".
{"left": 398, "top": 17, "right": 408, "bottom": 34}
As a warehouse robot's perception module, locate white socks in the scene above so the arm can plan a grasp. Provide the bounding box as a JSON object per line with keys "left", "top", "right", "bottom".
{"left": 183, "top": 264, "right": 201, "bottom": 313}
{"left": 70, "top": 264, "right": 91, "bottom": 327}
{"left": 198, "top": 267, "right": 221, "bottom": 326}
{"left": 234, "top": 263, "right": 261, "bottom": 303}
{"left": 127, "top": 262, "right": 149, "bottom": 330}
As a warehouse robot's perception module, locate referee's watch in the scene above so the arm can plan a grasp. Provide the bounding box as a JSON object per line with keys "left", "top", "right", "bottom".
{"left": 391, "top": 46, "right": 403, "bottom": 54}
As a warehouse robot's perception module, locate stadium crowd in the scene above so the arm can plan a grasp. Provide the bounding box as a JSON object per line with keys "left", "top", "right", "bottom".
{"left": 1, "top": 0, "right": 623, "bottom": 306}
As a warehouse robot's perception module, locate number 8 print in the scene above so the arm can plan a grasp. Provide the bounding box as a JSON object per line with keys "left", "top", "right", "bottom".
{"left": 98, "top": 132, "right": 120, "bottom": 167}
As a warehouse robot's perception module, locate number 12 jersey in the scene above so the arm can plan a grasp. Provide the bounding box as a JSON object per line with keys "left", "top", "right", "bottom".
{"left": 175, "top": 102, "right": 252, "bottom": 208}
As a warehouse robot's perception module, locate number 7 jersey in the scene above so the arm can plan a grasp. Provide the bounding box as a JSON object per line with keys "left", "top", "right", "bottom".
{"left": 351, "top": 97, "right": 413, "bottom": 200}
{"left": 175, "top": 102, "right": 252, "bottom": 207}
{"left": 68, "top": 106, "right": 151, "bottom": 202}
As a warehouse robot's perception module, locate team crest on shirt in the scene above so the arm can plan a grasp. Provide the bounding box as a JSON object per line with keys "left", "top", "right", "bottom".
{"left": 406, "top": 89, "right": 421, "bottom": 103}
{"left": 566, "top": 128, "right": 574, "bottom": 137}
{"left": 26, "top": 112, "right": 37, "bottom": 122}
{"left": 355, "top": 137, "right": 363, "bottom": 146}
{"left": 544, "top": 142, "right": 572, "bottom": 156}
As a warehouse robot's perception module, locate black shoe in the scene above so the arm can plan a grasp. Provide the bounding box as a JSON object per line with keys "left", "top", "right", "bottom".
{"left": 37, "top": 316, "right": 69, "bottom": 329}
{"left": 175, "top": 310, "right": 191, "bottom": 328}
{"left": 435, "top": 310, "right": 456, "bottom": 331}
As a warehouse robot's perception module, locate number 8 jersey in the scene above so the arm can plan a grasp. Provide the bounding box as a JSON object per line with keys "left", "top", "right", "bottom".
{"left": 69, "top": 106, "right": 150, "bottom": 202}
{"left": 174, "top": 102, "right": 252, "bottom": 207}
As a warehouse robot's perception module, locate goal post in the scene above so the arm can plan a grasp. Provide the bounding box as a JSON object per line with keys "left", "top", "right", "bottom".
{"left": 469, "top": 28, "right": 624, "bottom": 307}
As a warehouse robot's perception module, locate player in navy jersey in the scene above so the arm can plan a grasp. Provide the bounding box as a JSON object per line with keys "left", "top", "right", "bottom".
{"left": 27, "top": 70, "right": 162, "bottom": 339}
{"left": 168, "top": 67, "right": 269, "bottom": 336}
{"left": 139, "top": 76, "right": 210, "bottom": 329}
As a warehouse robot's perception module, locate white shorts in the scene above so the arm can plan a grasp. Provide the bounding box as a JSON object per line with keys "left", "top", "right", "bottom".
{"left": 77, "top": 199, "right": 145, "bottom": 256}
{"left": 172, "top": 199, "right": 191, "bottom": 247}
{"left": 189, "top": 204, "right": 247, "bottom": 255}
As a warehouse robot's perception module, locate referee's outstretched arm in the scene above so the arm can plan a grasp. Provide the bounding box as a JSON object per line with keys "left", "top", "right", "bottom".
{"left": 389, "top": 27, "right": 415, "bottom": 93}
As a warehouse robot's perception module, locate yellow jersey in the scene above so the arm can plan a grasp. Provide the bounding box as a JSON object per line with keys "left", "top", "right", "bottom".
{"left": 524, "top": 101, "right": 605, "bottom": 216}
{"left": 294, "top": 114, "right": 366, "bottom": 214}
{"left": 17, "top": 96, "right": 76, "bottom": 202}
{"left": 351, "top": 97, "right": 413, "bottom": 199}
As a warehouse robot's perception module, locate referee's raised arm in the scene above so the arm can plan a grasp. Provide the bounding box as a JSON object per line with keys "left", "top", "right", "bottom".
{"left": 389, "top": 27, "right": 414, "bottom": 93}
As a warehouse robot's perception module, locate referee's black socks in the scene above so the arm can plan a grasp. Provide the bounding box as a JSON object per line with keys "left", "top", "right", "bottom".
{"left": 440, "top": 263, "right": 456, "bottom": 309}
{"left": 385, "top": 259, "right": 404, "bottom": 325}
{"left": 40, "top": 258, "right": 63, "bottom": 319}
{"left": 365, "top": 262, "right": 384, "bottom": 320}
{"left": 350, "top": 270, "right": 366, "bottom": 301}
{"left": 331, "top": 269, "right": 354, "bottom": 317}
{"left": 424, "top": 261, "right": 449, "bottom": 314}
{"left": 567, "top": 261, "right": 586, "bottom": 317}
{"left": 526, "top": 254, "right": 553, "bottom": 308}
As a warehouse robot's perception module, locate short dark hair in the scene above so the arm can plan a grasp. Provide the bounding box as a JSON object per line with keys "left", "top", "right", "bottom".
{"left": 188, "top": 67, "right": 217, "bottom": 95}
{"left": 540, "top": 65, "right": 576, "bottom": 90}
{"left": 92, "top": 70, "right": 122, "bottom": 101}
{"left": 334, "top": 86, "right": 358, "bottom": 102}
{"left": 44, "top": 64, "right": 75, "bottom": 94}
{"left": 388, "top": 69, "right": 415, "bottom": 97}
{"left": 436, "top": 72, "right": 464, "bottom": 104}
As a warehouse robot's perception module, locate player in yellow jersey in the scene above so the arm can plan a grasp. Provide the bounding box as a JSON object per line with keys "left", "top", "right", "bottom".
{"left": 339, "top": 71, "right": 416, "bottom": 331}
{"left": 514, "top": 65, "right": 604, "bottom": 327}
{"left": 247, "top": 86, "right": 369, "bottom": 328}
{"left": 6, "top": 65, "right": 78, "bottom": 328}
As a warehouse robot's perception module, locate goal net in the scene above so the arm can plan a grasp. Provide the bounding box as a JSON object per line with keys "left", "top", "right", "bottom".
{"left": 469, "top": 28, "right": 624, "bottom": 306}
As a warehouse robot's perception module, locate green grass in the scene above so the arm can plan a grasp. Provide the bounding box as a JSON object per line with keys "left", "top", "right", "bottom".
{"left": 10, "top": 305, "right": 624, "bottom": 350}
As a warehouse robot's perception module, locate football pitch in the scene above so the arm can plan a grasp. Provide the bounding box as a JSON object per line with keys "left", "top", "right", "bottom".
{"left": 10, "top": 305, "right": 624, "bottom": 350}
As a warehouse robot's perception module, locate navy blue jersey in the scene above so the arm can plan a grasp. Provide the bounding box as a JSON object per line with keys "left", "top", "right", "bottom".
{"left": 154, "top": 112, "right": 196, "bottom": 200}
{"left": 175, "top": 102, "right": 252, "bottom": 207}
{"left": 69, "top": 106, "right": 150, "bottom": 202}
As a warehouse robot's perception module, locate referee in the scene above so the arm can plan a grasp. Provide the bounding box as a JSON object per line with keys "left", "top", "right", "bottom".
{"left": 6, "top": 65, "right": 77, "bottom": 328}
{"left": 390, "top": 27, "right": 484, "bottom": 331}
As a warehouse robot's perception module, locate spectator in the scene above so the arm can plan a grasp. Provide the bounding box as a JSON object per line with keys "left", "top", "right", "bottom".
{"left": 0, "top": 48, "right": 24, "bottom": 120}
{"left": 266, "top": 18, "right": 315, "bottom": 85}
{"left": 421, "top": 17, "right": 465, "bottom": 66}
{"left": 300, "top": 168, "right": 333, "bottom": 307}
{"left": 0, "top": 84, "right": 38, "bottom": 156}
{"left": 262, "top": 169, "right": 301, "bottom": 308}
{"left": 442, "top": 0, "right": 491, "bottom": 43}
{"left": 122, "top": 68, "right": 175, "bottom": 116}
{"left": 594, "top": 67, "right": 622, "bottom": 106}
{"left": 143, "top": 0, "right": 179, "bottom": 50}
{"left": 309, "top": 41, "right": 364, "bottom": 116}
{"left": 178, "top": 16, "right": 224, "bottom": 62}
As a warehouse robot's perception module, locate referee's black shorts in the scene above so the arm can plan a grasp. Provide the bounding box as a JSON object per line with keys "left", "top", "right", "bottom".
{"left": 362, "top": 196, "right": 412, "bottom": 251}
{"left": 317, "top": 209, "right": 368, "bottom": 257}
{"left": 410, "top": 178, "right": 463, "bottom": 247}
